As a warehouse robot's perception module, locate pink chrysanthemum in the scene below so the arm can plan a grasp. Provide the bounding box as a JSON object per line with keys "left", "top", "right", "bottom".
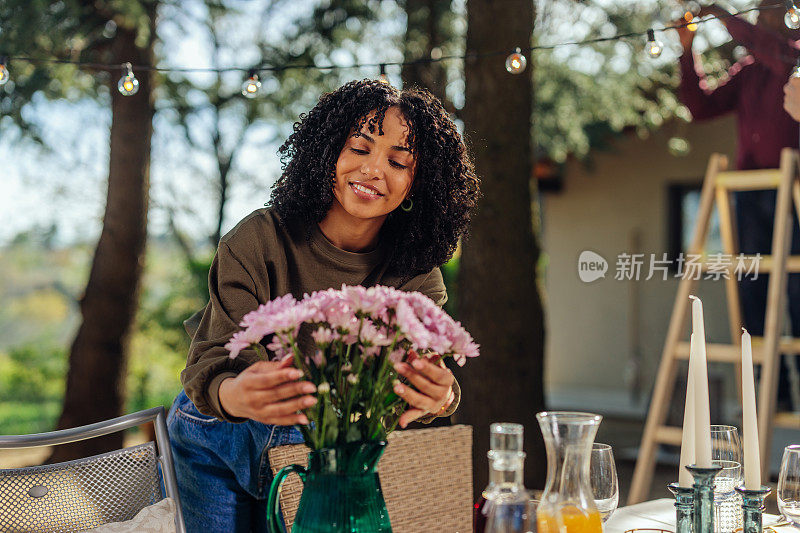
{"left": 311, "top": 326, "right": 337, "bottom": 346}
{"left": 227, "top": 284, "right": 479, "bottom": 364}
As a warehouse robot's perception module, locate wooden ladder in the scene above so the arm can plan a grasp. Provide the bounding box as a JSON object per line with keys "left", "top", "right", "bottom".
{"left": 627, "top": 148, "right": 800, "bottom": 504}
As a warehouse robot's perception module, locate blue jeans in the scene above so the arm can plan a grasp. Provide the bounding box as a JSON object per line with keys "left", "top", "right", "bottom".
{"left": 167, "top": 390, "right": 304, "bottom": 532}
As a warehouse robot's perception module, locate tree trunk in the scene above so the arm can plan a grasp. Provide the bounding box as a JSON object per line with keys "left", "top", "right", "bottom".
{"left": 49, "top": 21, "right": 155, "bottom": 462}
{"left": 457, "top": 0, "right": 546, "bottom": 495}
{"left": 400, "top": 0, "right": 449, "bottom": 103}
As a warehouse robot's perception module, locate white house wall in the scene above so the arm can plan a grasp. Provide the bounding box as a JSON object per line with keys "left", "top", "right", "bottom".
{"left": 541, "top": 115, "right": 739, "bottom": 415}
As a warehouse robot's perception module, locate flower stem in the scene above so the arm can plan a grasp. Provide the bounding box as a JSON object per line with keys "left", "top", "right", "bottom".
{"left": 287, "top": 332, "right": 310, "bottom": 375}
{"left": 317, "top": 392, "right": 326, "bottom": 449}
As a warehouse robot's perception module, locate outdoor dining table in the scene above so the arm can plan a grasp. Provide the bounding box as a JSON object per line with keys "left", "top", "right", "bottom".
{"left": 604, "top": 498, "right": 795, "bottom": 533}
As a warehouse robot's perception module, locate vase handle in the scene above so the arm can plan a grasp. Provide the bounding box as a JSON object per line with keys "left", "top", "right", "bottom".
{"left": 267, "top": 463, "right": 306, "bottom": 533}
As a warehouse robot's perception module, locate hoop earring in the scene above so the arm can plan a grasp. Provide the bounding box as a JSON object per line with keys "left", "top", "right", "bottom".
{"left": 400, "top": 197, "right": 413, "bottom": 212}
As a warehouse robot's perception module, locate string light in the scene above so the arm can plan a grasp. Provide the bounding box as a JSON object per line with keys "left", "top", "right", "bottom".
{"left": 645, "top": 29, "right": 663, "bottom": 58}
{"left": 117, "top": 62, "right": 139, "bottom": 96}
{"left": 0, "top": 56, "right": 9, "bottom": 86}
{"left": 684, "top": 11, "right": 699, "bottom": 32}
{"left": 0, "top": 3, "right": 780, "bottom": 89}
{"left": 241, "top": 71, "right": 261, "bottom": 98}
{"left": 505, "top": 48, "right": 527, "bottom": 74}
{"left": 786, "top": 0, "right": 800, "bottom": 29}
{"left": 378, "top": 63, "right": 389, "bottom": 84}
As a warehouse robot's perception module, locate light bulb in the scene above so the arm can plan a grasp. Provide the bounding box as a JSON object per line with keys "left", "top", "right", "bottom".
{"left": 241, "top": 73, "right": 261, "bottom": 98}
{"left": 786, "top": 1, "right": 800, "bottom": 29}
{"left": 0, "top": 58, "right": 8, "bottom": 86}
{"left": 645, "top": 29, "right": 663, "bottom": 58}
{"left": 684, "top": 11, "right": 698, "bottom": 32}
{"left": 668, "top": 136, "right": 691, "bottom": 157}
{"left": 505, "top": 48, "right": 527, "bottom": 74}
{"left": 117, "top": 62, "right": 139, "bottom": 96}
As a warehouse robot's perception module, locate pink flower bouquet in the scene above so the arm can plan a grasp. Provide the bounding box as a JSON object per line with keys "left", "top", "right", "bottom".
{"left": 225, "top": 284, "right": 479, "bottom": 449}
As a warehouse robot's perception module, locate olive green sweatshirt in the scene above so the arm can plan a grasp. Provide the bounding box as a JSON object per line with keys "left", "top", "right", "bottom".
{"left": 181, "top": 208, "right": 460, "bottom": 423}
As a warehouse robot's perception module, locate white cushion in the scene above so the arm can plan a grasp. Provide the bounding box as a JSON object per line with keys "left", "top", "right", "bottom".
{"left": 84, "top": 498, "right": 177, "bottom": 533}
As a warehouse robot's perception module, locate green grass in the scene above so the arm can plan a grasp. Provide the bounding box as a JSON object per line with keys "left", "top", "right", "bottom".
{"left": 0, "top": 401, "right": 61, "bottom": 435}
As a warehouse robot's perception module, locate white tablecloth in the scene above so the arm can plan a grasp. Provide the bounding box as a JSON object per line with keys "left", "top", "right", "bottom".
{"left": 604, "top": 498, "right": 790, "bottom": 533}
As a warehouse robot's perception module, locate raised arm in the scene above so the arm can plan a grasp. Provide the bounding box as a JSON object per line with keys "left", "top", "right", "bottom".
{"left": 701, "top": 4, "right": 797, "bottom": 76}
{"left": 676, "top": 18, "right": 745, "bottom": 120}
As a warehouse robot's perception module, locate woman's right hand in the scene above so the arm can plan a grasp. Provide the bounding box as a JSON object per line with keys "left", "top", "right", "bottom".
{"left": 218, "top": 357, "right": 317, "bottom": 425}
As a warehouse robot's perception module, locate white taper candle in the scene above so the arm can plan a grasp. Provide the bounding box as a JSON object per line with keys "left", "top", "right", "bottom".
{"left": 679, "top": 333, "right": 697, "bottom": 487}
{"left": 689, "top": 295, "right": 712, "bottom": 467}
{"left": 741, "top": 328, "right": 761, "bottom": 489}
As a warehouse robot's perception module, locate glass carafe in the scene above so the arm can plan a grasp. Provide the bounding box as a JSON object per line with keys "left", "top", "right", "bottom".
{"left": 536, "top": 411, "right": 603, "bottom": 533}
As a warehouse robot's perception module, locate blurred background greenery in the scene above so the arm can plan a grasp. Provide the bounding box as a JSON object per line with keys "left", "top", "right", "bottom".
{"left": 0, "top": 229, "right": 204, "bottom": 434}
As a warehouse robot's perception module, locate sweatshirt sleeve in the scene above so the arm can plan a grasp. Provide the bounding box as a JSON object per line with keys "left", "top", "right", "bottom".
{"left": 400, "top": 266, "right": 448, "bottom": 306}
{"left": 180, "top": 240, "right": 268, "bottom": 421}
{"left": 724, "top": 16, "right": 796, "bottom": 76}
{"left": 679, "top": 51, "right": 747, "bottom": 120}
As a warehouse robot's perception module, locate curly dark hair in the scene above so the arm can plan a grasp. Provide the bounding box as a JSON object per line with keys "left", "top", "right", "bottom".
{"left": 268, "top": 79, "right": 480, "bottom": 276}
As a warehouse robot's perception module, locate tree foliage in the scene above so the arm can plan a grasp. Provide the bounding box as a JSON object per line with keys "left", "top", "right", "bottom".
{"left": 0, "top": 1, "right": 153, "bottom": 134}
{"left": 532, "top": 0, "right": 754, "bottom": 162}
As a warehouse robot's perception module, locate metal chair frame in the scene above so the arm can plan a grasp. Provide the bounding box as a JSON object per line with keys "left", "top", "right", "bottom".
{"left": 0, "top": 406, "right": 185, "bottom": 533}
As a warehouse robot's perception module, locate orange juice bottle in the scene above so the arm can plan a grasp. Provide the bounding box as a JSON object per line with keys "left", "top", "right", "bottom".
{"left": 537, "top": 505, "right": 603, "bottom": 533}
{"left": 536, "top": 412, "right": 605, "bottom": 533}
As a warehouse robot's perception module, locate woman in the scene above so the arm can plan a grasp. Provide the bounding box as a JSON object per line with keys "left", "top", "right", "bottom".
{"left": 167, "top": 79, "right": 480, "bottom": 531}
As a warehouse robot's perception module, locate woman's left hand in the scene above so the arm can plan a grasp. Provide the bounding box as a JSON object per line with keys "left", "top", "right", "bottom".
{"left": 393, "top": 351, "right": 455, "bottom": 428}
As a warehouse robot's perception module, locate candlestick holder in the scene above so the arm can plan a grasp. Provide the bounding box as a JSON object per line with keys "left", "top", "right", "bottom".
{"left": 668, "top": 482, "right": 694, "bottom": 533}
{"left": 735, "top": 485, "right": 771, "bottom": 533}
{"left": 687, "top": 464, "right": 722, "bottom": 533}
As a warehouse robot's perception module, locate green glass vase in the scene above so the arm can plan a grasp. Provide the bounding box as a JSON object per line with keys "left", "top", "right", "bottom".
{"left": 267, "top": 439, "right": 393, "bottom": 533}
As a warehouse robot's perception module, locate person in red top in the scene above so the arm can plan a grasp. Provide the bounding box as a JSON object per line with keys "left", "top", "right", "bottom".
{"left": 678, "top": 2, "right": 800, "bottom": 408}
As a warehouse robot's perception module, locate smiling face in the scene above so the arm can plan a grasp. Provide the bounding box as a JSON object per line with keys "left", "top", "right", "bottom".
{"left": 329, "top": 106, "right": 416, "bottom": 225}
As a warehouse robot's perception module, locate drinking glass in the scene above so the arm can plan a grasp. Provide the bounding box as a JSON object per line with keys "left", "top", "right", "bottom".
{"left": 589, "top": 443, "right": 618, "bottom": 523}
{"left": 777, "top": 445, "right": 800, "bottom": 527}
{"left": 710, "top": 425, "right": 743, "bottom": 533}
{"left": 485, "top": 493, "right": 538, "bottom": 533}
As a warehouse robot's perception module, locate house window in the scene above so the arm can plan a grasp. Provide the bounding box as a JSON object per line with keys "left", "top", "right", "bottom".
{"left": 667, "top": 183, "right": 723, "bottom": 267}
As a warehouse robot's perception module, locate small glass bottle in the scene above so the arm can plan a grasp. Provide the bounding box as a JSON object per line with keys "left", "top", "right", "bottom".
{"left": 474, "top": 423, "right": 526, "bottom": 533}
